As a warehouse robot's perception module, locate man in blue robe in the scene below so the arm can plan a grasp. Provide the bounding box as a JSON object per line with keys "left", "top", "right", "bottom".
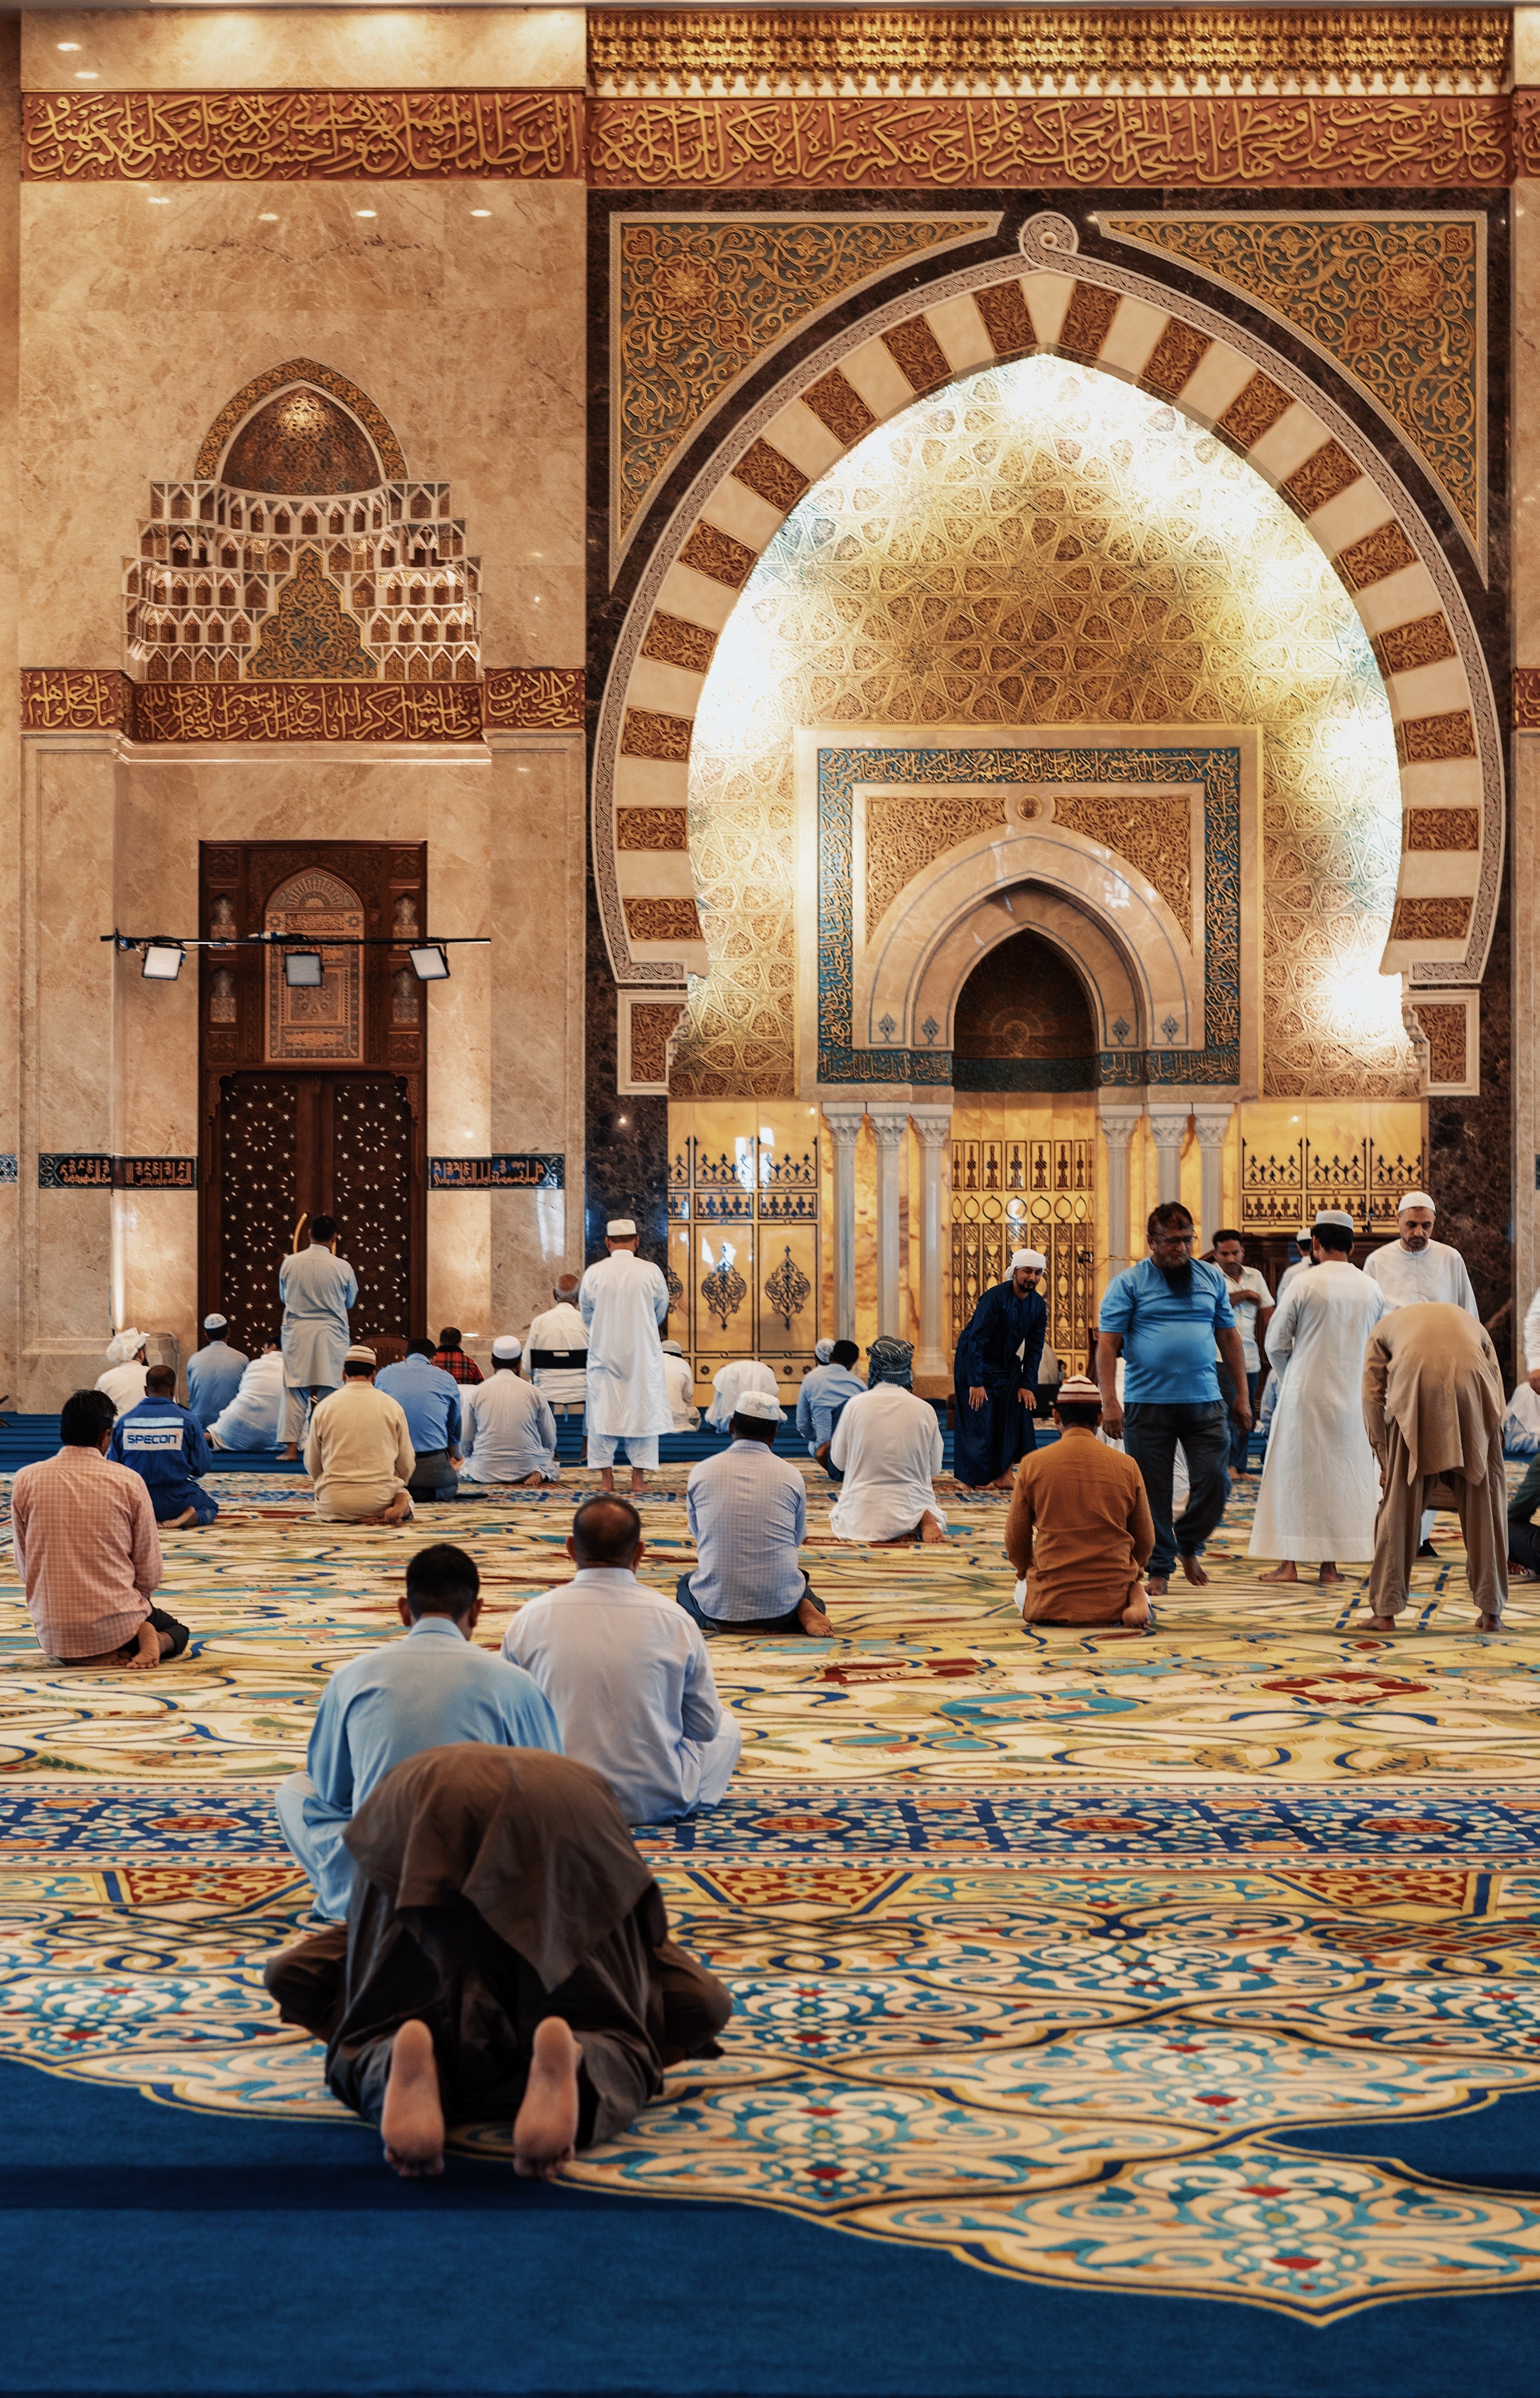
{"left": 108, "top": 1365, "right": 219, "bottom": 1527}
{"left": 952, "top": 1248, "right": 1049, "bottom": 1490}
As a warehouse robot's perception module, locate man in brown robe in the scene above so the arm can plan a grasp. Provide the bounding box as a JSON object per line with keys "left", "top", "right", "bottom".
{"left": 1362, "top": 1300, "right": 1507, "bottom": 1633}
{"left": 1005, "top": 1374, "right": 1155, "bottom": 1627}
{"left": 264, "top": 1744, "right": 730, "bottom": 2179}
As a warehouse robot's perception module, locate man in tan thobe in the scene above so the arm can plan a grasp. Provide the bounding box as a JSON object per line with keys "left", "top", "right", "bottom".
{"left": 1361, "top": 1301, "right": 1506, "bottom": 1632}
{"left": 305, "top": 1345, "right": 415, "bottom": 1524}
{"left": 1005, "top": 1374, "right": 1155, "bottom": 1627}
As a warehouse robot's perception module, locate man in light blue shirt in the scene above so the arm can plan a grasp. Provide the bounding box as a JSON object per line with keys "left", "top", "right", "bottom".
{"left": 681, "top": 1390, "right": 832, "bottom": 1635}
{"left": 1096, "top": 1199, "right": 1250, "bottom": 1596}
{"left": 275, "top": 1541, "right": 561, "bottom": 1921}
{"left": 186, "top": 1314, "right": 248, "bottom": 1430}
{"left": 376, "top": 1340, "right": 464, "bottom": 1502}
{"left": 795, "top": 1338, "right": 865, "bottom": 1478}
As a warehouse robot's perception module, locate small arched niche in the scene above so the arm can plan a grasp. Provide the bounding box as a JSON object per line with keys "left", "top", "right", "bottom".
{"left": 952, "top": 926, "right": 1099, "bottom": 1093}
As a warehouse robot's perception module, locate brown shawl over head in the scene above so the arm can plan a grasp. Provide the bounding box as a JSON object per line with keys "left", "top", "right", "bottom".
{"left": 1361, "top": 1301, "right": 1503, "bottom": 1485}
{"left": 343, "top": 1744, "right": 653, "bottom": 1989}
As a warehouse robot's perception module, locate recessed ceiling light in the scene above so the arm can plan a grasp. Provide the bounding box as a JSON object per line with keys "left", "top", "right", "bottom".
{"left": 74, "top": 70, "right": 98, "bottom": 80}
{"left": 355, "top": 208, "right": 376, "bottom": 219}
{"left": 470, "top": 208, "right": 491, "bottom": 217}
{"left": 258, "top": 211, "right": 278, "bottom": 221}
{"left": 57, "top": 41, "right": 80, "bottom": 51}
{"left": 147, "top": 195, "right": 169, "bottom": 205}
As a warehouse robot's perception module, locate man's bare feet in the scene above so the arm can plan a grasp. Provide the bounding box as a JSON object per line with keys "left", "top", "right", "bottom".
{"left": 629, "top": 1472, "right": 647, "bottom": 1495}
{"left": 283, "top": 1444, "right": 299, "bottom": 1463}
{"left": 599, "top": 1469, "right": 616, "bottom": 1493}
{"left": 381, "top": 2019, "right": 445, "bottom": 2179}
{"left": 1147, "top": 1575, "right": 1169, "bottom": 1597}
{"left": 164, "top": 1506, "right": 198, "bottom": 1530}
{"left": 1258, "top": 1562, "right": 1298, "bottom": 1584}
{"left": 514, "top": 2016, "right": 581, "bottom": 2180}
{"left": 1318, "top": 1563, "right": 1344, "bottom": 1585}
{"left": 1365, "top": 1615, "right": 1396, "bottom": 1632}
{"left": 1121, "top": 1587, "right": 1151, "bottom": 1627}
{"left": 1178, "top": 1553, "right": 1209, "bottom": 1587}
{"left": 795, "top": 1591, "right": 835, "bottom": 1636}
{"left": 1476, "top": 1611, "right": 1502, "bottom": 1631}
{"left": 919, "top": 1513, "right": 946, "bottom": 1545}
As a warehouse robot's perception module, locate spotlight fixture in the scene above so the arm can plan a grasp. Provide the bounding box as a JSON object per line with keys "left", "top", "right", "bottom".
{"left": 409, "top": 945, "right": 450, "bottom": 982}
{"left": 284, "top": 950, "right": 324, "bottom": 988}
{"left": 141, "top": 943, "right": 185, "bottom": 982}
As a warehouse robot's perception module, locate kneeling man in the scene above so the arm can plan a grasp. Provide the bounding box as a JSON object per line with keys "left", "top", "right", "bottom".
{"left": 682, "top": 1390, "right": 832, "bottom": 1635}
{"left": 306, "top": 1346, "right": 415, "bottom": 1524}
{"left": 109, "top": 1364, "right": 219, "bottom": 1528}
{"left": 829, "top": 1338, "right": 947, "bottom": 1545}
{"left": 1005, "top": 1374, "right": 1154, "bottom": 1627}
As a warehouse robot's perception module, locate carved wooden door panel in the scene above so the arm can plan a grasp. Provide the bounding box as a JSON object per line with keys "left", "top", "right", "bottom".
{"left": 330, "top": 1077, "right": 414, "bottom": 1336}
{"left": 210, "top": 1075, "right": 302, "bottom": 1352}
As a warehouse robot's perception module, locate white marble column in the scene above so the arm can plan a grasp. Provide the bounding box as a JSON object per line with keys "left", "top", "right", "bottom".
{"left": 822, "top": 1104, "right": 866, "bottom": 1341}
{"left": 1191, "top": 1103, "right": 1235, "bottom": 1250}
{"left": 1147, "top": 1107, "right": 1191, "bottom": 1210}
{"left": 868, "top": 1108, "right": 910, "bottom": 1337}
{"left": 910, "top": 1105, "right": 952, "bottom": 1381}
{"left": 1098, "top": 1106, "right": 1143, "bottom": 1277}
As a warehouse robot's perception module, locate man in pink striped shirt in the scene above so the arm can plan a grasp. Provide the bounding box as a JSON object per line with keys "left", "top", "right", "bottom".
{"left": 12, "top": 1390, "right": 190, "bottom": 1668}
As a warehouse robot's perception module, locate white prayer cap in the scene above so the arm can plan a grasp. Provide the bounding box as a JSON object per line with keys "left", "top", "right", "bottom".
{"left": 1397, "top": 1190, "right": 1436, "bottom": 1215}
{"left": 491, "top": 1335, "right": 522, "bottom": 1360}
{"left": 106, "top": 1328, "right": 145, "bottom": 1365}
{"left": 1057, "top": 1373, "right": 1101, "bottom": 1402}
{"left": 1313, "top": 1209, "right": 1357, "bottom": 1231}
{"left": 815, "top": 1339, "right": 835, "bottom": 1364}
{"left": 661, "top": 1338, "right": 683, "bottom": 1355}
{"left": 733, "top": 1390, "right": 782, "bottom": 1424}
{"left": 606, "top": 1217, "right": 637, "bottom": 1236}
{"left": 203, "top": 1312, "right": 228, "bottom": 1331}
{"left": 344, "top": 1343, "right": 377, "bottom": 1366}
{"left": 1010, "top": 1248, "right": 1047, "bottom": 1272}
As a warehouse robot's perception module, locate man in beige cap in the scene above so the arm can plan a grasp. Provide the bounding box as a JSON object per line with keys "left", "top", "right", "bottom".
{"left": 1005, "top": 1375, "right": 1154, "bottom": 1626}
{"left": 1362, "top": 1301, "right": 1506, "bottom": 1632}
{"left": 579, "top": 1219, "right": 672, "bottom": 1495}
{"left": 305, "top": 1346, "right": 415, "bottom": 1524}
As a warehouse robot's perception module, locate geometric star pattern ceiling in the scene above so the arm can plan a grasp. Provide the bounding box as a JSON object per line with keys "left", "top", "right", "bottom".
{"left": 681, "top": 355, "right": 1414, "bottom": 1101}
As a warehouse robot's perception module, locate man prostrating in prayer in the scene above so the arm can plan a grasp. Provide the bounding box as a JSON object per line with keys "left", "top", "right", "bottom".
{"left": 265, "top": 1744, "right": 730, "bottom": 2180}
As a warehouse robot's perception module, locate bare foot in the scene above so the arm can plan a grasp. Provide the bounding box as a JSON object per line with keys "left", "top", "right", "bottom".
{"left": 1121, "top": 1587, "right": 1151, "bottom": 1627}
{"left": 1318, "top": 1563, "right": 1344, "bottom": 1585}
{"left": 1365, "top": 1615, "right": 1397, "bottom": 1633}
{"left": 283, "top": 1444, "right": 299, "bottom": 1463}
{"left": 1147, "top": 1575, "right": 1169, "bottom": 1597}
{"left": 919, "top": 1514, "right": 947, "bottom": 1545}
{"left": 1475, "top": 1612, "right": 1502, "bottom": 1632}
{"left": 629, "top": 1473, "right": 647, "bottom": 1495}
{"left": 1257, "top": 1563, "right": 1298, "bottom": 1584}
{"left": 1178, "top": 1553, "right": 1209, "bottom": 1587}
{"left": 381, "top": 2019, "right": 444, "bottom": 2179}
{"left": 1510, "top": 1564, "right": 1537, "bottom": 1583}
{"left": 514, "top": 2016, "right": 581, "bottom": 2180}
{"left": 599, "top": 1469, "right": 616, "bottom": 1493}
{"left": 164, "top": 1506, "right": 198, "bottom": 1530}
{"left": 796, "top": 1592, "right": 835, "bottom": 1636}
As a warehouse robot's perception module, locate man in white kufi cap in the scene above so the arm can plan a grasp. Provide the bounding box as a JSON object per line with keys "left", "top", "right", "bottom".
{"left": 951, "top": 1246, "right": 1048, "bottom": 1489}
{"left": 186, "top": 1312, "right": 249, "bottom": 1431}
{"left": 578, "top": 1218, "right": 673, "bottom": 1494}
{"left": 97, "top": 1330, "right": 151, "bottom": 1417}
{"left": 459, "top": 1337, "right": 560, "bottom": 1486}
{"left": 1362, "top": 1190, "right": 1479, "bottom": 1557}
{"left": 1249, "top": 1210, "right": 1387, "bottom": 1585}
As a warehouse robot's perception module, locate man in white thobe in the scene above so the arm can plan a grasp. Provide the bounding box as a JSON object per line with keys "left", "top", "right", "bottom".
{"left": 96, "top": 1330, "right": 149, "bottom": 1417}
{"left": 1249, "top": 1214, "right": 1387, "bottom": 1585}
{"left": 705, "top": 1358, "right": 783, "bottom": 1430}
{"left": 524, "top": 1276, "right": 589, "bottom": 1417}
{"left": 1363, "top": 1190, "right": 1480, "bottom": 1556}
{"left": 661, "top": 1340, "right": 699, "bottom": 1431}
{"left": 459, "top": 1337, "right": 559, "bottom": 1483}
{"left": 505, "top": 1492, "right": 740, "bottom": 1827}
{"left": 829, "top": 1337, "right": 947, "bottom": 1545}
{"left": 279, "top": 1215, "right": 359, "bottom": 1457}
{"left": 578, "top": 1217, "right": 673, "bottom": 1494}
{"left": 209, "top": 1346, "right": 286, "bottom": 1450}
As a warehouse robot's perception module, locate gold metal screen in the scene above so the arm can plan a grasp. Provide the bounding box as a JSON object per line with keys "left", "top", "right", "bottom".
{"left": 951, "top": 1134, "right": 1095, "bottom": 1370}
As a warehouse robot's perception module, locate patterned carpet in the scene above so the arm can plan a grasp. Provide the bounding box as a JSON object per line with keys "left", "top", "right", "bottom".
{"left": 3, "top": 1459, "right": 1540, "bottom": 2325}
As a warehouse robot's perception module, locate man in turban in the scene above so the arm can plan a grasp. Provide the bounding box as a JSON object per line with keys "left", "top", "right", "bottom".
{"left": 952, "top": 1249, "right": 1049, "bottom": 1491}
{"left": 1362, "top": 1300, "right": 1506, "bottom": 1632}
{"left": 829, "top": 1337, "right": 947, "bottom": 1544}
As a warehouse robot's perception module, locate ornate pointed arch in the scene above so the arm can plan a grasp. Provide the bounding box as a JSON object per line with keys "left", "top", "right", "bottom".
{"left": 196, "top": 358, "right": 406, "bottom": 484}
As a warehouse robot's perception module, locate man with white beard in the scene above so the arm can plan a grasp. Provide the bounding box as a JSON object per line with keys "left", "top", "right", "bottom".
{"left": 1249, "top": 1214, "right": 1387, "bottom": 1586}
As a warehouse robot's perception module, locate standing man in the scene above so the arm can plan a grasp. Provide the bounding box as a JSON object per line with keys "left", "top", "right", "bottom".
{"left": 1248, "top": 1216, "right": 1386, "bottom": 1587}
{"left": 1210, "top": 1230, "right": 1274, "bottom": 1476}
{"left": 579, "top": 1220, "right": 673, "bottom": 1496}
{"left": 1097, "top": 1202, "right": 1250, "bottom": 1597}
{"left": 952, "top": 1248, "right": 1049, "bottom": 1492}
{"left": 1363, "top": 1192, "right": 1479, "bottom": 1316}
{"left": 280, "top": 1215, "right": 358, "bottom": 1461}
{"left": 186, "top": 1314, "right": 248, "bottom": 1430}
{"left": 109, "top": 1364, "right": 220, "bottom": 1528}
{"left": 376, "top": 1340, "right": 463, "bottom": 1505}
{"left": 1363, "top": 1302, "right": 1506, "bottom": 1633}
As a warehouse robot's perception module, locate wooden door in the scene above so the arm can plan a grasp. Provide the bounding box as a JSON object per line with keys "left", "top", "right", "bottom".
{"left": 199, "top": 842, "right": 427, "bottom": 1345}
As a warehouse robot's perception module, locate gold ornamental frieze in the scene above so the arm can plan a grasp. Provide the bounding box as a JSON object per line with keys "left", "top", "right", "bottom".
{"left": 22, "top": 89, "right": 583, "bottom": 181}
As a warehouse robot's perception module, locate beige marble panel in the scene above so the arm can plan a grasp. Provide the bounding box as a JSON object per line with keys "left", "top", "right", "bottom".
{"left": 22, "top": 9, "right": 585, "bottom": 92}
{"left": 1517, "top": 183, "right": 1540, "bottom": 667}
{"left": 0, "top": 20, "right": 20, "bottom": 1402}
{"left": 1516, "top": 739, "right": 1540, "bottom": 1334}
{"left": 19, "top": 178, "right": 585, "bottom": 668}
{"left": 35, "top": 1192, "right": 113, "bottom": 1349}
{"left": 493, "top": 1186, "right": 571, "bottom": 1348}
{"left": 428, "top": 1188, "right": 491, "bottom": 1349}
{"left": 115, "top": 1188, "right": 197, "bottom": 1368}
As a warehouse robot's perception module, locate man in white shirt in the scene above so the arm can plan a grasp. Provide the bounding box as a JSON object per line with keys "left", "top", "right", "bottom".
{"left": 1210, "top": 1230, "right": 1274, "bottom": 1477}
{"left": 96, "top": 1330, "right": 150, "bottom": 1417}
{"left": 280, "top": 1216, "right": 360, "bottom": 1457}
{"left": 459, "top": 1337, "right": 559, "bottom": 1484}
{"left": 661, "top": 1340, "right": 699, "bottom": 1431}
{"left": 1363, "top": 1191, "right": 1479, "bottom": 1316}
{"left": 706, "top": 1357, "right": 783, "bottom": 1431}
{"left": 579, "top": 1219, "right": 673, "bottom": 1494}
{"left": 209, "top": 1346, "right": 286, "bottom": 1451}
{"left": 829, "top": 1337, "right": 947, "bottom": 1545}
{"left": 1249, "top": 1216, "right": 1387, "bottom": 1585}
{"left": 524, "top": 1275, "right": 589, "bottom": 1420}
{"left": 504, "top": 1493, "right": 741, "bottom": 1826}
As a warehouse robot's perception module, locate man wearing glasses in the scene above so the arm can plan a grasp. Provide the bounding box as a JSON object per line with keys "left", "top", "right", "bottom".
{"left": 952, "top": 1247, "right": 1049, "bottom": 1491}
{"left": 1096, "top": 1203, "right": 1252, "bottom": 1596}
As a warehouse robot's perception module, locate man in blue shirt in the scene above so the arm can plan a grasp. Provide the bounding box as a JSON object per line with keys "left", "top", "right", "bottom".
{"left": 274, "top": 1541, "right": 562, "bottom": 1922}
{"left": 376, "top": 1339, "right": 463, "bottom": 1502}
{"left": 107, "top": 1365, "right": 218, "bottom": 1527}
{"left": 681, "top": 1390, "right": 832, "bottom": 1635}
{"left": 186, "top": 1313, "right": 248, "bottom": 1430}
{"left": 795, "top": 1338, "right": 865, "bottom": 1478}
{"left": 1097, "top": 1200, "right": 1251, "bottom": 1596}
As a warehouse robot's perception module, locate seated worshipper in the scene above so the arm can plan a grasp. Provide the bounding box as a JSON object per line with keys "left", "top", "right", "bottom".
{"left": 108, "top": 1365, "right": 219, "bottom": 1528}
{"left": 794, "top": 1339, "right": 864, "bottom": 1478}
{"left": 829, "top": 1337, "right": 947, "bottom": 1546}
{"left": 209, "top": 1345, "right": 286, "bottom": 1450}
{"left": 1504, "top": 1378, "right": 1540, "bottom": 1459}
{"left": 1509, "top": 1451, "right": 1540, "bottom": 1580}
{"left": 681, "top": 1388, "right": 832, "bottom": 1637}
{"left": 432, "top": 1326, "right": 483, "bottom": 1386}
{"left": 952, "top": 1248, "right": 1048, "bottom": 1491}
{"left": 377, "top": 1339, "right": 464, "bottom": 1503}
{"left": 305, "top": 1346, "right": 415, "bottom": 1525}
{"left": 275, "top": 1541, "right": 560, "bottom": 1922}
{"left": 459, "top": 1338, "right": 559, "bottom": 1484}
{"left": 185, "top": 1314, "right": 249, "bottom": 1430}
{"left": 1363, "top": 1301, "right": 1507, "bottom": 1633}
{"left": 264, "top": 1744, "right": 732, "bottom": 2180}
{"left": 96, "top": 1329, "right": 149, "bottom": 1416}
{"left": 661, "top": 1339, "right": 699, "bottom": 1432}
{"left": 506, "top": 1495, "right": 742, "bottom": 1824}
{"left": 1005, "top": 1375, "right": 1154, "bottom": 1627}
{"left": 524, "top": 1277, "right": 589, "bottom": 1421}
{"left": 705, "top": 1356, "right": 783, "bottom": 1432}
{"left": 11, "top": 1388, "right": 189, "bottom": 1668}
